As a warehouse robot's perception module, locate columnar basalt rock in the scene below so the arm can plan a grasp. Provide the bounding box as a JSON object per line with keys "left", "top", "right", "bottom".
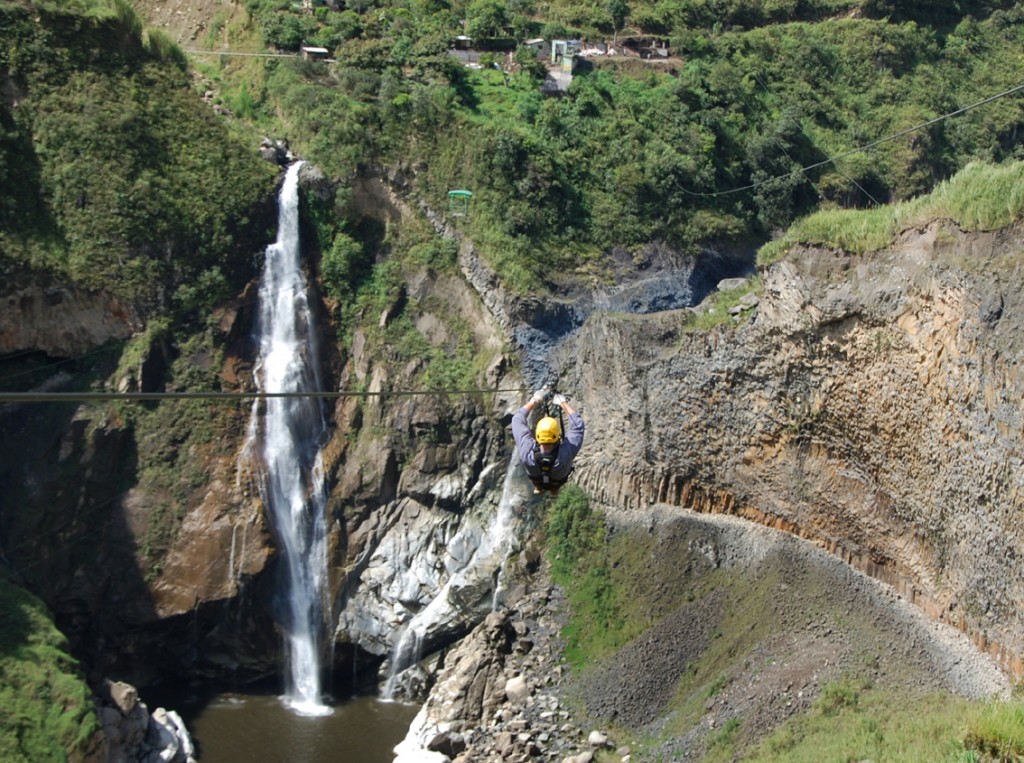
{"left": 559, "top": 221, "right": 1024, "bottom": 679}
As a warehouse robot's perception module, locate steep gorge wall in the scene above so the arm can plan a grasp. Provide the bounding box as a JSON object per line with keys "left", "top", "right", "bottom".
{"left": 5, "top": 160, "right": 1022, "bottom": 718}
{"left": 558, "top": 221, "right": 1024, "bottom": 678}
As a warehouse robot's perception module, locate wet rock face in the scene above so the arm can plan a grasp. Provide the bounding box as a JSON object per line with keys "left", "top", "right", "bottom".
{"left": 458, "top": 236, "right": 755, "bottom": 387}
{"left": 562, "top": 221, "right": 1024, "bottom": 673}
{"left": 320, "top": 246, "right": 526, "bottom": 680}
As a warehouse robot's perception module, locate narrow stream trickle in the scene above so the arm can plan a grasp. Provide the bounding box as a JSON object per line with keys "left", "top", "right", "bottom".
{"left": 382, "top": 455, "right": 529, "bottom": 701}
{"left": 242, "top": 161, "right": 332, "bottom": 716}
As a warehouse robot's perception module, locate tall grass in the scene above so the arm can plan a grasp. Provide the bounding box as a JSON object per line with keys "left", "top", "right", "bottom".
{"left": 88, "top": 0, "right": 142, "bottom": 40}
{"left": 742, "top": 691, "right": 1024, "bottom": 763}
{"left": 144, "top": 28, "right": 188, "bottom": 69}
{"left": 759, "top": 161, "right": 1024, "bottom": 265}
{"left": 964, "top": 701, "right": 1024, "bottom": 761}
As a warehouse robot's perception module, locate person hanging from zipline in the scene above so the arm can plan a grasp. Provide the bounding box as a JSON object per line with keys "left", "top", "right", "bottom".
{"left": 512, "top": 388, "right": 585, "bottom": 495}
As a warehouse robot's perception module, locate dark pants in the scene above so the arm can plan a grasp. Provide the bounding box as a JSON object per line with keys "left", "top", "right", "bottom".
{"left": 529, "top": 476, "right": 566, "bottom": 495}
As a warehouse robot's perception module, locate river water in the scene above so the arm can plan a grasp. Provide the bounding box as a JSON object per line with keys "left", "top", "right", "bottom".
{"left": 168, "top": 691, "right": 419, "bottom": 763}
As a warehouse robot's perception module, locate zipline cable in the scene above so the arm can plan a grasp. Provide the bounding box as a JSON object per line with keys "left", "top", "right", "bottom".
{"left": 0, "top": 387, "right": 531, "bottom": 403}
{"left": 748, "top": 72, "right": 884, "bottom": 208}
{"left": 678, "top": 80, "right": 1024, "bottom": 198}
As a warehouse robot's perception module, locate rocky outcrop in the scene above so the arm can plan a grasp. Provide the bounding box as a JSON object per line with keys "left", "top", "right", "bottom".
{"left": 0, "top": 276, "right": 141, "bottom": 357}
{"left": 388, "top": 211, "right": 1024, "bottom": 759}
{"left": 96, "top": 680, "right": 197, "bottom": 763}
{"left": 561, "top": 220, "right": 1024, "bottom": 678}
{"left": 394, "top": 585, "right": 623, "bottom": 763}
{"left": 323, "top": 246, "right": 528, "bottom": 678}
{"left": 398, "top": 503, "right": 1009, "bottom": 763}
{"left": 454, "top": 235, "right": 754, "bottom": 386}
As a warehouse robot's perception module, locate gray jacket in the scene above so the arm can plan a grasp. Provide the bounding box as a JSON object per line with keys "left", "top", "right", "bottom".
{"left": 511, "top": 406, "right": 585, "bottom": 483}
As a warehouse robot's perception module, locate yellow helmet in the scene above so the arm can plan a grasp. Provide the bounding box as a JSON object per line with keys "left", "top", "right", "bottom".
{"left": 535, "top": 416, "right": 561, "bottom": 444}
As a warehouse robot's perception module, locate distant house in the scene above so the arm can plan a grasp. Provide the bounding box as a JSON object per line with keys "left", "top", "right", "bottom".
{"left": 542, "top": 40, "right": 581, "bottom": 95}
{"left": 620, "top": 36, "right": 671, "bottom": 59}
{"left": 524, "top": 38, "right": 546, "bottom": 59}
{"left": 548, "top": 39, "right": 581, "bottom": 68}
{"left": 301, "top": 46, "right": 330, "bottom": 60}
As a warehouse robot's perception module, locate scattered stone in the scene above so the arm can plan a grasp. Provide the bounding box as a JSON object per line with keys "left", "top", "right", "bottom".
{"left": 505, "top": 675, "right": 530, "bottom": 705}
{"left": 717, "top": 277, "right": 749, "bottom": 290}
{"left": 427, "top": 730, "right": 466, "bottom": 757}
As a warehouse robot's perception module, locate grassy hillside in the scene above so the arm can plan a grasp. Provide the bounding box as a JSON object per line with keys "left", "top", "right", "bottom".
{"left": 0, "top": 0, "right": 277, "bottom": 313}
{"left": 0, "top": 570, "right": 99, "bottom": 763}
{"left": 759, "top": 159, "right": 1024, "bottom": 264}
{"left": 190, "top": 0, "right": 1024, "bottom": 292}
{"left": 545, "top": 488, "right": 1024, "bottom": 763}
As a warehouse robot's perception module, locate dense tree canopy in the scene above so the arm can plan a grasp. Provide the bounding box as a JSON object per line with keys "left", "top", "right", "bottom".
{"left": 230, "top": 0, "right": 1024, "bottom": 288}
{"left": 0, "top": 0, "right": 276, "bottom": 312}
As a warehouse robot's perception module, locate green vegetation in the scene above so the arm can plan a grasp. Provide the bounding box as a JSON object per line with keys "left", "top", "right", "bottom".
{"left": 964, "top": 701, "right": 1024, "bottom": 761}
{"left": 119, "top": 328, "right": 249, "bottom": 578}
{"left": 0, "top": 0, "right": 276, "bottom": 311}
{"left": 0, "top": 570, "right": 98, "bottom": 763}
{"left": 302, "top": 178, "right": 499, "bottom": 393}
{"left": 759, "top": 161, "right": 1024, "bottom": 264}
{"left": 549, "top": 512, "right": 1024, "bottom": 762}
{"left": 205, "top": 0, "right": 1024, "bottom": 292}
{"left": 544, "top": 486, "right": 627, "bottom": 665}
{"left": 4, "top": 0, "right": 1024, "bottom": 754}
{"left": 742, "top": 691, "right": 1024, "bottom": 763}
{"left": 685, "top": 275, "right": 762, "bottom": 331}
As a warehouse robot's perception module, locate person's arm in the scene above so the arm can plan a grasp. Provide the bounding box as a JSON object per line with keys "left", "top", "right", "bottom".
{"left": 512, "top": 390, "right": 547, "bottom": 466}
{"left": 562, "top": 411, "right": 585, "bottom": 453}
{"left": 552, "top": 393, "right": 584, "bottom": 454}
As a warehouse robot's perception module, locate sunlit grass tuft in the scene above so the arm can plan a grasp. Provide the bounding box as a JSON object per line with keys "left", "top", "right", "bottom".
{"left": 759, "top": 161, "right": 1024, "bottom": 266}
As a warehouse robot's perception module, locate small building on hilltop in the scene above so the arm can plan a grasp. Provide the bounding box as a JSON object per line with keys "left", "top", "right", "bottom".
{"left": 301, "top": 45, "right": 330, "bottom": 60}
{"left": 550, "top": 39, "right": 581, "bottom": 68}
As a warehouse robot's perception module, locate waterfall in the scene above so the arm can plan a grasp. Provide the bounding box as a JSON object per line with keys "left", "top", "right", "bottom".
{"left": 382, "top": 456, "right": 529, "bottom": 700}
{"left": 242, "top": 161, "right": 332, "bottom": 716}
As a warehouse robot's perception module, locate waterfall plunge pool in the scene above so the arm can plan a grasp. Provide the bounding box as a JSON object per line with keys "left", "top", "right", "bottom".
{"left": 156, "top": 687, "right": 419, "bottom": 763}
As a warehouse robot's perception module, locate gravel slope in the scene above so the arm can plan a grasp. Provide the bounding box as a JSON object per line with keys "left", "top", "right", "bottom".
{"left": 558, "top": 504, "right": 1010, "bottom": 760}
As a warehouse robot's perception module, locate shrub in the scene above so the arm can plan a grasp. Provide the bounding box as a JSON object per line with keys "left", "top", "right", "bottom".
{"left": 0, "top": 572, "right": 98, "bottom": 762}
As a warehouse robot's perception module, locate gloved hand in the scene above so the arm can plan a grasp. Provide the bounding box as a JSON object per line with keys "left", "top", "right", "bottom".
{"left": 530, "top": 389, "right": 549, "bottom": 406}
{"left": 552, "top": 393, "right": 567, "bottom": 406}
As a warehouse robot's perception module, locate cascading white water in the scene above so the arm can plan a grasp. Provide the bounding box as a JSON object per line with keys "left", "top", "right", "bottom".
{"left": 242, "top": 161, "right": 332, "bottom": 716}
{"left": 382, "top": 456, "right": 528, "bottom": 700}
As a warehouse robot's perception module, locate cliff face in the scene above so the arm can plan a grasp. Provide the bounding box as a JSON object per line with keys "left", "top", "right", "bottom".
{"left": 3, "top": 169, "right": 1021, "bottom": 712}
{"left": 561, "top": 220, "right": 1024, "bottom": 676}
{"left": 0, "top": 276, "right": 141, "bottom": 357}
{"left": 0, "top": 172, "right": 525, "bottom": 691}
